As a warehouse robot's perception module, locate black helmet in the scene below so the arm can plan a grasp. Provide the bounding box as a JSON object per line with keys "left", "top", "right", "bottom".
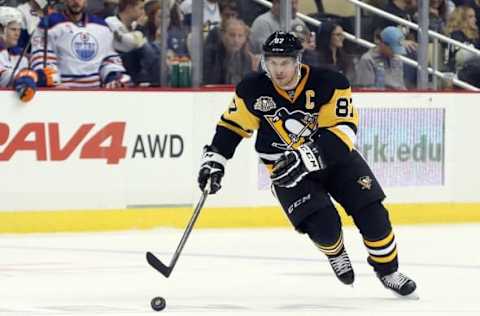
{"left": 262, "top": 31, "right": 303, "bottom": 58}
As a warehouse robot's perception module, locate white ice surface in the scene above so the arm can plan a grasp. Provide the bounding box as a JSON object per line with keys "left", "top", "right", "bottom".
{"left": 0, "top": 224, "right": 479, "bottom": 315}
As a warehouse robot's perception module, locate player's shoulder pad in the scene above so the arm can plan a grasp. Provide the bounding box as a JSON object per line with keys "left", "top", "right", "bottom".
{"left": 39, "top": 13, "right": 67, "bottom": 29}
{"left": 309, "top": 66, "right": 351, "bottom": 90}
{"left": 235, "top": 71, "right": 269, "bottom": 98}
{"left": 88, "top": 14, "right": 108, "bottom": 27}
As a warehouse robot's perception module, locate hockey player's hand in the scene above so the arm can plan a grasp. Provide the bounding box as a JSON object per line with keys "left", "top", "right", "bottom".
{"left": 271, "top": 143, "right": 325, "bottom": 188}
{"left": 104, "top": 72, "right": 132, "bottom": 88}
{"left": 198, "top": 145, "right": 226, "bottom": 194}
{"left": 14, "top": 70, "right": 38, "bottom": 103}
{"left": 36, "top": 66, "right": 57, "bottom": 87}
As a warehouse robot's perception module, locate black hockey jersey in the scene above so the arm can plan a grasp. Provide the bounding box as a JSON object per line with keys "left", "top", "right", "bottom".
{"left": 211, "top": 64, "right": 359, "bottom": 169}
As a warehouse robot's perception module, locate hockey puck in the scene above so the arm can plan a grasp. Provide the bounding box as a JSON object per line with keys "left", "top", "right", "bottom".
{"left": 151, "top": 296, "right": 166, "bottom": 311}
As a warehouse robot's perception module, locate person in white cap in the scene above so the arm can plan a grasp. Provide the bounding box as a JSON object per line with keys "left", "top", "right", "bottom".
{"left": 354, "top": 26, "right": 407, "bottom": 90}
{"left": 0, "top": 6, "right": 27, "bottom": 87}
{"left": 0, "top": 6, "right": 54, "bottom": 102}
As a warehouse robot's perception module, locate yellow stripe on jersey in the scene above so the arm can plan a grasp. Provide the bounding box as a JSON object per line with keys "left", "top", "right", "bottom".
{"left": 218, "top": 93, "right": 260, "bottom": 138}
{"left": 364, "top": 231, "right": 395, "bottom": 248}
{"left": 317, "top": 87, "right": 359, "bottom": 129}
{"left": 328, "top": 126, "right": 354, "bottom": 151}
{"left": 218, "top": 121, "right": 252, "bottom": 138}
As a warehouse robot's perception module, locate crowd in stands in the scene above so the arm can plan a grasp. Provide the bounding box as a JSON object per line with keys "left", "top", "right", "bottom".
{"left": 2, "top": 0, "right": 480, "bottom": 91}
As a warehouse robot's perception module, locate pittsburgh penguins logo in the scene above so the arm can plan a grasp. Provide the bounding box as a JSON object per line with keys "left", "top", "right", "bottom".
{"left": 265, "top": 108, "right": 318, "bottom": 150}
{"left": 357, "top": 176, "right": 373, "bottom": 190}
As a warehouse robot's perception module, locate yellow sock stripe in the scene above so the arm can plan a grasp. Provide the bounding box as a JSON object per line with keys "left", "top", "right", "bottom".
{"left": 315, "top": 242, "right": 344, "bottom": 256}
{"left": 315, "top": 234, "right": 344, "bottom": 256}
{"left": 318, "top": 232, "right": 343, "bottom": 250}
{"left": 368, "top": 248, "right": 398, "bottom": 264}
{"left": 366, "top": 238, "right": 396, "bottom": 256}
{"left": 363, "top": 231, "right": 394, "bottom": 248}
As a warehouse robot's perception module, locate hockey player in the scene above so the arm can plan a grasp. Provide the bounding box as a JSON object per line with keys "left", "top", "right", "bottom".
{"left": 0, "top": 6, "right": 54, "bottom": 102}
{"left": 198, "top": 31, "right": 417, "bottom": 297}
{"left": 17, "top": 0, "right": 47, "bottom": 50}
{"left": 30, "top": 0, "right": 131, "bottom": 88}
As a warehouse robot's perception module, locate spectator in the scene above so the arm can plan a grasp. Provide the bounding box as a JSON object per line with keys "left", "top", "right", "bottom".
{"left": 249, "top": 0, "right": 306, "bottom": 54}
{"left": 143, "top": 0, "right": 181, "bottom": 85}
{"left": 458, "top": 55, "right": 480, "bottom": 87}
{"left": 456, "top": 0, "right": 480, "bottom": 31}
{"left": 372, "top": 0, "right": 418, "bottom": 88}
{"left": 375, "top": 0, "right": 417, "bottom": 33}
{"left": 427, "top": 0, "right": 449, "bottom": 33}
{"left": 303, "top": 21, "right": 354, "bottom": 81}
{"left": 291, "top": 22, "right": 314, "bottom": 50}
{"left": 106, "top": 0, "right": 160, "bottom": 85}
{"left": 204, "top": 1, "right": 240, "bottom": 53}
{"left": 354, "top": 26, "right": 406, "bottom": 89}
{"left": 30, "top": 0, "right": 131, "bottom": 88}
{"left": 106, "top": 0, "right": 147, "bottom": 53}
{"left": 203, "top": 17, "right": 256, "bottom": 84}
{"left": 145, "top": 0, "right": 184, "bottom": 53}
{"left": 180, "top": 0, "right": 221, "bottom": 31}
{"left": 234, "top": 0, "right": 268, "bottom": 26}
{"left": 445, "top": 5, "right": 480, "bottom": 72}
{"left": 167, "top": 2, "right": 189, "bottom": 57}
{"left": 219, "top": 0, "right": 239, "bottom": 20}
{"left": 144, "top": 0, "right": 163, "bottom": 42}
{"left": 16, "top": 0, "right": 46, "bottom": 50}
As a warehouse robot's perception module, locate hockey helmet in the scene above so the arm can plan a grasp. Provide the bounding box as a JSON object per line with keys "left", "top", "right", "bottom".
{"left": 0, "top": 7, "right": 22, "bottom": 30}
{"left": 262, "top": 31, "right": 303, "bottom": 58}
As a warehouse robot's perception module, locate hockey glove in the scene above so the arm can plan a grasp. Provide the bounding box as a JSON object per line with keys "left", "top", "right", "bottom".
{"left": 36, "top": 66, "right": 57, "bottom": 87}
{"left": 271, "top": 143, "right": 326, "bottom": 188}
{"left": 198, "top": 145, "right": 226, "bottom": 194}
{"left": 104, "top": 72, "right": 132, "bottom": 88}
{"left": 14, "top": 69, "right": 38, "bottom": 103}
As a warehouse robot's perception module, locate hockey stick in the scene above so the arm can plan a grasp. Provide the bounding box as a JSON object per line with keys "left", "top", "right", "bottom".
{"left": 146, "top": 184, "right": 210, "bottom": 278}
{"left": 43, "top": 0, "right": 50, "bottom": 67}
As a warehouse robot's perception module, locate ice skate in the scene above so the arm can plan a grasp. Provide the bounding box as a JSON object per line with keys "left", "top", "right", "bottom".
{"left": 327, "top": 247, "right": 354, "bottom": 285}
{"left": 378, "top": 271, "right": 418, "bottom": 299}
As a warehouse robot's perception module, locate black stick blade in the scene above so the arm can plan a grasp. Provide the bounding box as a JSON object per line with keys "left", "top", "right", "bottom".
{"left": 146, "top": 252, "right": 172, "bottom": 278}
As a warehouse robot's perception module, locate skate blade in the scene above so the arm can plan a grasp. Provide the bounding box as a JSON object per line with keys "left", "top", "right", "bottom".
{"left": 392, "top": 290, "right": 420, "bottom": 300}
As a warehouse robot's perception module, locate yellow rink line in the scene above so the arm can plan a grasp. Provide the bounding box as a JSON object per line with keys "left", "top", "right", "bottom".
{"left": 0, "top": 203, "right": 479, "bottom": 233}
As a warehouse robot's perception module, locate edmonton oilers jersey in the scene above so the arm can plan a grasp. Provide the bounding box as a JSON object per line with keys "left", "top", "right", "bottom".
{"left": 0, "top": 44, "right": 28, "bottom": 87}
{"left": 30, "top": 12, "right": 126, "bottom": 87}
{"left": 215, "top": 64, "right": 359, "bottom": 168}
